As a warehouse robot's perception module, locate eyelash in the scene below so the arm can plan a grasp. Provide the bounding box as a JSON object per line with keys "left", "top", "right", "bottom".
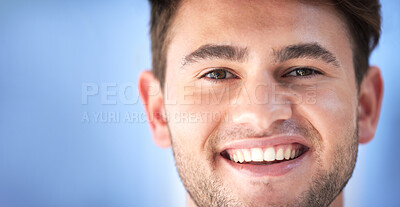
{"left": 283, "top": 67, "right": 322, "bottom": 79}
{"left": 199, "top": 68, "right": 239, "bottom": 82}
{"left": 199, "top": 67, "right": 322, "bottom": 82}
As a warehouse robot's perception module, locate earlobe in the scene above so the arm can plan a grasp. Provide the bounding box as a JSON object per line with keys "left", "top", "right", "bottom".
{"left": 138, "top": 71, "right": 171, "bottom": 148}
{"left": 358, "top": 66, "right": 384, "bottom": 144}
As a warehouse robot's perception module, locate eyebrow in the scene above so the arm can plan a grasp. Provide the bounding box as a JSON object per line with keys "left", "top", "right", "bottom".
{"left": 181, "top": 44, "right": 248, "bottom": 68}
{"left": 181, "top": 42, "right": 340, "bottom": 69}
{"left": 273, "top": 43, "right": 340, "bottom": 68}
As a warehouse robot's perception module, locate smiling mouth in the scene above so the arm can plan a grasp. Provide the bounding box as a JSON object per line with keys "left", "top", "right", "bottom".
{"left": 220, "top": 143, "right": 309, "bottom": 165}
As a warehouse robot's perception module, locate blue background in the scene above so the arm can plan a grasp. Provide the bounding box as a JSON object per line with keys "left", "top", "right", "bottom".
{"left": 0, "top": 0, "right": 399, "bottom": 206}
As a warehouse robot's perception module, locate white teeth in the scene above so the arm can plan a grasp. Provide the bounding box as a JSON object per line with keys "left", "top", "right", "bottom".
{"left": 284, "top": 148, "right": 291, "bottom": 160}
{"left": 251, "top": 148, "right": 264, "bottom": 161}
{"left": 291, "top": 150, "right": 296, "bottom": 159}
{"left": 228, "top": 145, "right": 304, "bottom": 163}
{"left": 243, "top": 149, "right": 252, "bottom": 162}
{"left": 236, "top": 151, "right": 245, "bottom": 163}
{"left": 233, "top": 154, "right": 238, "bottom": 163}
{"left": 264, "top": 147, "right": 276, "bottom": 161}
{"left": 276, "top": 148, "right": 284, "bottom": 160}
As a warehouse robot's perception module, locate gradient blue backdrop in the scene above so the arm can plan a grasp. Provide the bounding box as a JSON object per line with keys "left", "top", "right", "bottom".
{"left": 0, "top": 0, "right": 399, "bottom": 206}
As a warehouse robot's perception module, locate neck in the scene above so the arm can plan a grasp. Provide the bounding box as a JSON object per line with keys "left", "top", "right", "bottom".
{"left": 186, "top": 192, "right": 344, "bottom": 207}
{"left": 186, "top": 194, "right": 197, "bottom": 207}
{"left": 330, "top": 192, "right": 344, "bottom": 207}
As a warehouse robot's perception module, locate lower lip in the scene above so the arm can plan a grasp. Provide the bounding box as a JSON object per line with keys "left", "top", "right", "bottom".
{"left": 220, "top": 150, "right": 309, "bottom": 177}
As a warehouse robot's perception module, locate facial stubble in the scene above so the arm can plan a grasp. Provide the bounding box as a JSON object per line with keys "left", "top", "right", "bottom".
{"left": 168, "top": 118, "right": 358, "bottom": 207}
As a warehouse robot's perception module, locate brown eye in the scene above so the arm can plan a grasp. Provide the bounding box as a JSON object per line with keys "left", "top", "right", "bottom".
{"left": 285, "top": 68, "right": 321, "bottom": 77}
{"left": 203, "top": 69, "right": 235, "bottom": 79}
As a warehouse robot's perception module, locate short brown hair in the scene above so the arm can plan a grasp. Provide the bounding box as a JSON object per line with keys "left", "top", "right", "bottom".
{"left": 149, "top": 0, "right": 182, "bottom": 89}
{"left": 149, "top": 0, "right": 381, "bottom": 88}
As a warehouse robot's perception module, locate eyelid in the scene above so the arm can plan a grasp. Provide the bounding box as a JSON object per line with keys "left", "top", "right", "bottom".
{"left": 198, "top": 67, "right": 239, "bottom": 79}
{"left": 283, "top": 66, "right": 323, "bottom": 77}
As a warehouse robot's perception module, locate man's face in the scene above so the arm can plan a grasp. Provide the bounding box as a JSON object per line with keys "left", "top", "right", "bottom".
{"left": 163, "top": 0, "right": 358, "bottom": 206}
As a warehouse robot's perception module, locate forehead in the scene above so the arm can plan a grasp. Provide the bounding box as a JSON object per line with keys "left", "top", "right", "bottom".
{"left": 166, "top": 0, "right": 353, "bottom": 75}
{"left": 175, "top": 0, "right": 332, "bottom": 30}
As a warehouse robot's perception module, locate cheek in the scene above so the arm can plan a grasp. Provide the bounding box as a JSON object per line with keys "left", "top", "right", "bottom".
{"left": 164, "top": 83, "right": 232, "bottom": 152}
{"left": 297, "top": 85, "right": 357, "bottom": 166}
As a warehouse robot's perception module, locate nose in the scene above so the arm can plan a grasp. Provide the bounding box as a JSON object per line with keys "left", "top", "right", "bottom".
{"left": 230, "top": 80, "right": 292, "bottom": 131}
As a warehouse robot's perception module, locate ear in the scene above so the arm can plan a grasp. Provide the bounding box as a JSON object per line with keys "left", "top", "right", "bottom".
{"left": 358, "top": 66, "right": 384, "bottom": 144}
{"left": 138, "top": 71, "right": 171, "bottom": 148}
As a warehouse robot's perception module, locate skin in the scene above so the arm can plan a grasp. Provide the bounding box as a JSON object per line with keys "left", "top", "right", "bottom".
{"left": 139, "top": 0, "right": 384, "bottom": 206}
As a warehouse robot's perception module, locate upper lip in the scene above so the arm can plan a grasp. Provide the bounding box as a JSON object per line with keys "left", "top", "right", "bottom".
{"left": 219, "top": 135, "right": 310, "bottom": 152}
